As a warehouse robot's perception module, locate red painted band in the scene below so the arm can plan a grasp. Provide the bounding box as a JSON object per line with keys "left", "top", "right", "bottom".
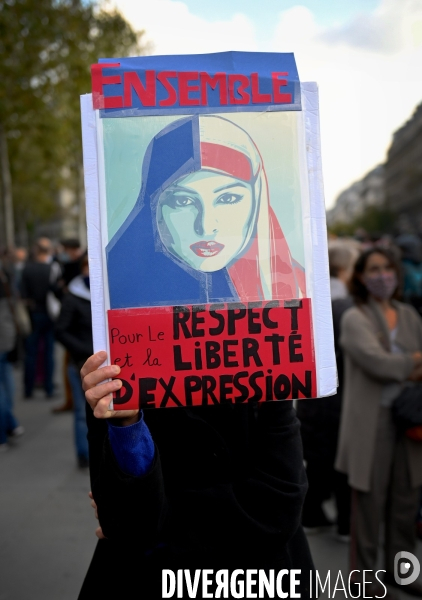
{"left": 200, "top": 142, "right": 252, "bottom": 181}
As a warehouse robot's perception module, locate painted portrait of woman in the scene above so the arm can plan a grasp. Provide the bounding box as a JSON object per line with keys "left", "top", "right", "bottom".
{"left": 106, "top": 114, "right": 306, "bottom": 308}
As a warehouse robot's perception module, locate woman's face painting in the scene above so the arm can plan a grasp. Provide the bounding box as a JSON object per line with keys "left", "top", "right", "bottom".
{"left": 157, "top": 171, "right": 254, "bottom": 272}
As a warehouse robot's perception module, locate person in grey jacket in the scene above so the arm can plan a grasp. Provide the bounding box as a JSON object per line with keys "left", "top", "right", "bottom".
{"left": 336, "top": 248, "right": 422, "bottom": 597}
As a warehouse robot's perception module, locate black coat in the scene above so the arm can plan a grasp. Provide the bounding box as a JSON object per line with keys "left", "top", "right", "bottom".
{"left": 296, "top": 296, "right": 353, "bottom": 463}
{"left": 20, "top": 262, "right": 52, "bottom": 312}
{"left": 79, "top": 401, "right": 314, "bottom": 599}
{"left": 55, "top": 291, "right": 93, "bottom": 367}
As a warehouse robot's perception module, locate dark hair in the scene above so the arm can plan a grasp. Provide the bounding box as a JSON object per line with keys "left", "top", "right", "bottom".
{"left": 61, "top": 238, "right": 81, "bottom": 249}
{"left": 79, "top": 252, "right": 88, "bottom": 270}
{"left": 349, "top": 247, "right": 401, "bottom": 304}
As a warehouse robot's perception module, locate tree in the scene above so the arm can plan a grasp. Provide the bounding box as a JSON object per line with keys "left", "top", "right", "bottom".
{"left": 328, "top": 205, "right": 395, "bottom": 238}
{"left": 0, "top": 0, "right": 145, "bottom": 247}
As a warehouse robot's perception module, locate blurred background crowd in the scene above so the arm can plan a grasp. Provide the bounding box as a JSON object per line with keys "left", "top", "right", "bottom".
{"left": 2, "top": 219, "right": 422, "bottom": 597}
{"left": 297, "top": 235, "right": 422, "bottom": 596}
{"left": 0, "top": 237, "right": 92, "bottom": 468}
{"left": 1, "top": 0, "right": 422, "bottom": 598}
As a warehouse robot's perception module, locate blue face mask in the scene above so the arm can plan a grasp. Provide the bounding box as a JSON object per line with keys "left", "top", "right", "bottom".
{"left": 83, "top": 276, "right": 90, "bottom": 289}
{"left": 58, "top": 252, "right": 70, "bottom": 263}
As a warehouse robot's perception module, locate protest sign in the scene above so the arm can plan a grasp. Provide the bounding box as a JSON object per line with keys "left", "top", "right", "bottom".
{"left": 81, "top": 52, "right": 336, "bottom": 409}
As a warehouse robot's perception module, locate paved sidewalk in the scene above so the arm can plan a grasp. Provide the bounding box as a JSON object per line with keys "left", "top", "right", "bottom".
{"left": 0, "top": 365, "right": 96, "bottom": 600}
{"left": 0, "top": 360, "right": 421, "bottom": 599}
{"left": 307, "top": 524, "right": 422, "bottom": 599}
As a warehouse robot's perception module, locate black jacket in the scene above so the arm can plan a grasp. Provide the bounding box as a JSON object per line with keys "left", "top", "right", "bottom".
{"left": 55, "top": 283, "right": 93, "bottom": 366}
{"left": 296, "top": 296, "right": 353, "bottom": 463}
{"left": 79, "top": 401, "right": 314, "bottom": 599}
{"left": 20, "top": 261, "right": 52, "bottom": 312}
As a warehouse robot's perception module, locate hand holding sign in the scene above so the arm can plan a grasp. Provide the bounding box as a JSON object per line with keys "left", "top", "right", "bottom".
{"left": 107, "top": 300, "right": 316, "bottom": 410}
{"left": 88, "top": 491, "right": 106, "bottom": 540}
{"left": 81, "top": 351, "right": 139, "bottom": 425}
{"left": 81, "top": 52, "right": 337, "bottom": 411}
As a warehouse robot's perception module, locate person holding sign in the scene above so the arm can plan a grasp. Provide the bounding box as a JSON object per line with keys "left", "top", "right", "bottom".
{"left": 78, "top": 351, "right": 314, "bottom": 599}
{"left": 79, "top": 51, "right": 335, "bottom": 598}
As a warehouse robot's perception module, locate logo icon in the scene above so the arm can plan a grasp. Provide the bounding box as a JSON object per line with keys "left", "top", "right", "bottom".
{"left": 394, "top": 551, "right": 420, "bottom": 585}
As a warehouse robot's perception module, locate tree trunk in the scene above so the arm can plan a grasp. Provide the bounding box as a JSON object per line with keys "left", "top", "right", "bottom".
{"left": 0, "top": 124, "right": 15, "bottom": 250}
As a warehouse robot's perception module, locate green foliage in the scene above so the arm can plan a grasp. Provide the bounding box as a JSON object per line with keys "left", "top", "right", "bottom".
{"left": 328, "top": 205, "right": 395, "bottom": 237}
{"left": 0, "top": 0, "right": 145, "bottom": 238}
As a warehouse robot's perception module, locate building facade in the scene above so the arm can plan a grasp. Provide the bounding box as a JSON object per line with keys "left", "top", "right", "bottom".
{"left": 385, "top": 103, "right": 422, "bottom": 233}
{"left": 326, "top": 165, "right": 385, "bottom": 227}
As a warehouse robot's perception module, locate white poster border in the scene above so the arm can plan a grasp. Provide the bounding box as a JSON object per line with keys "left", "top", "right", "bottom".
{"left": 80, "top": 85, "right": 337, "bottom": 399}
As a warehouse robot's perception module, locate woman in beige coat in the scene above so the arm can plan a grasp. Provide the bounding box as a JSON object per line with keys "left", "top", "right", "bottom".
{"left": 335, "top": 248, "right": 422, "bottom": 597}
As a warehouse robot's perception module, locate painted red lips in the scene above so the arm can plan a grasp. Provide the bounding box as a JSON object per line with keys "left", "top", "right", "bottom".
{"left": 190, "top": 241, "right": 225, "bottom": 257}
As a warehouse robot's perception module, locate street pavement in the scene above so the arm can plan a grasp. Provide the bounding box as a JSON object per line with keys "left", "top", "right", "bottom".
{"left": 0, "top": 354, "right": 421, "bottom": 600}
{"left": 0, "top": 357, "right": 96, "bottom": 600}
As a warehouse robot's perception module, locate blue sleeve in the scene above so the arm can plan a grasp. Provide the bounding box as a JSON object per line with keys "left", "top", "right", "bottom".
{"left": 107, "top": 412, "right": 155, "bottom": 477}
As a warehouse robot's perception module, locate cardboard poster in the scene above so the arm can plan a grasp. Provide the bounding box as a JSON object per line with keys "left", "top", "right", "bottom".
{"left": 81, "top": 52, "right": 336, "bottom": 410}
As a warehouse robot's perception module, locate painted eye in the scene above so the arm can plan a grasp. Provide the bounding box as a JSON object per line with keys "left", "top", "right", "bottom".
{"left": 164, "top": 195, "right": 196, "bottom": 208}
{"left": 216, "top": 193, "right": 243, "bottom": 205}
{"left": 174, "top": 196, "right": 195, "bottom": 207}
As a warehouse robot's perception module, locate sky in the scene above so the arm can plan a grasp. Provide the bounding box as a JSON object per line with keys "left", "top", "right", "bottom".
{"left": 109, "top": 0, "right": 422, "bottom": 208}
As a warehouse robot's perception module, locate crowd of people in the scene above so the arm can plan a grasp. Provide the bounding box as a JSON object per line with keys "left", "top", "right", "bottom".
{"left": 0, "top": 236, "right": 92, "bottom": 469}
{"left": 298, "top": 234, "right": 422, "bottom": 598}
{"left": 1, "top": 232, "right": 422, "bottom": 598}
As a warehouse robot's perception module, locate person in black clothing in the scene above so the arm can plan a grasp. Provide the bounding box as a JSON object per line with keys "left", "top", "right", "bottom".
{"left": 58, "top": 238, "right": 83, "bottom": 289}
{"left": 56, "top": 256, "right": 92, "bottom": 468}
{"left": 78, "top": 353, "right": 314, "bottom": 599}
{"left": 53, "top": 239, "right": 85, "bottom": 414}
{"left": 53, "top": 239, "right": 84, "bottom": 414}
{"left": 297, "top": 243, "right": 355, "bottom": 538}
{"left": 20, "top": 238, "right": 59, "bottom": 398}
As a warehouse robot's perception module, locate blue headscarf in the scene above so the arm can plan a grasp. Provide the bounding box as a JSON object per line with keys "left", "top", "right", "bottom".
{"left": 106, "top": 116, "right": 239, "bottom": 309}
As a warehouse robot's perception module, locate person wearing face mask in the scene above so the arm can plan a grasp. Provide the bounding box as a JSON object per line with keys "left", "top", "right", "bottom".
{"left": 55, "top": 255, "right": 92, "bottom": 468}
{"left": 58, "top": 238, "right": 83, "bottom": 288}
{"left": 53, "top": 239, "right": 84, "bottom": 414}
{"left": 335, "top": 248, "right": 422, "bottom": 598}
